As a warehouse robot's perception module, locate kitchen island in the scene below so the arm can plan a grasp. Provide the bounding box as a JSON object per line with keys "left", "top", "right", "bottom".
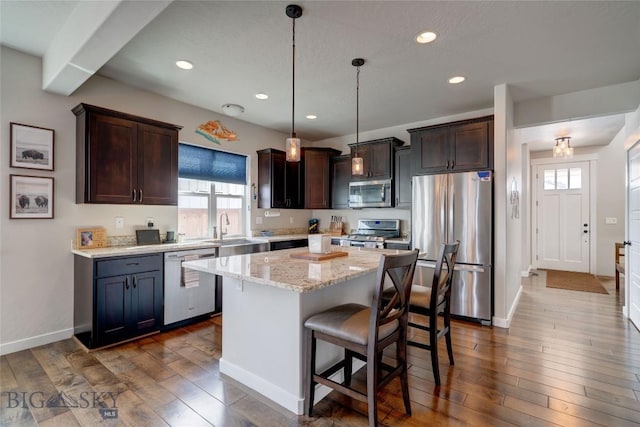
{"left": 183, "top": 246, "right": 404, "bottom": 415}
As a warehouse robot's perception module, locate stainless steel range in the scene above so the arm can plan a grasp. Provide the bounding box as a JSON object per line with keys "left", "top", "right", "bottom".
{"left": 340, "top": 219, "right": 401, "bottom": 249}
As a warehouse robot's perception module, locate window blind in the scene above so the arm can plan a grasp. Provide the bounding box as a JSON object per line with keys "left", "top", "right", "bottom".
{"left": 178, "top": 143, "right": 247, "bottom": 185}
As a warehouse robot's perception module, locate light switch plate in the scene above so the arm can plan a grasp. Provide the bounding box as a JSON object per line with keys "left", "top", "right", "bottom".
{"left": 256, "top": 217, "right": 263, "bottom": 225}
{"left": 605, "top": 217, "right": 617, "bottom": 225}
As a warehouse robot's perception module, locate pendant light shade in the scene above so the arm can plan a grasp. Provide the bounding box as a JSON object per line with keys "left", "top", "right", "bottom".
{"left": 352, "top": 58, "right": 365, "bottom": 175}
{"left": 285, "top": 4, "right": 302, "bottom": 162}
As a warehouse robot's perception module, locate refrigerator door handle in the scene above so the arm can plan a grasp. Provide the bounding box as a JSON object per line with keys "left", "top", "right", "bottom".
{"left": 454, "top": 264, "right": 486, "bottom": 273}
{"left": 416, "top": 260, "right": 485, "bottom": 274}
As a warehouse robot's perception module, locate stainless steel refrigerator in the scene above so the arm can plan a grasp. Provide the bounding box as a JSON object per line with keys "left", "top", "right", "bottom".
{"left": 412, "top": 171, "right": 493, "bottom": 324}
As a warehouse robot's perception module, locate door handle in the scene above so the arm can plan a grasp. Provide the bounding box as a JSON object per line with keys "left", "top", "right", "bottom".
{"left": 624, "top": 241, "right": 631, "bottom": 246}
{"left": 132, "top": 189, "right": 137, "bottom": 202}
{"left": 132, "top": 276, "right": 137, "bottom": 289}
{"left": 139, "top": 189, "right": 143, "bottom": 203}
{"left": 125, "top": 277, "right": 130, "bottom": 290}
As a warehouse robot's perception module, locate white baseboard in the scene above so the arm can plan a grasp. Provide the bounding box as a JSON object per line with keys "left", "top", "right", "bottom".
{"left": 0, "top": 328, "right": 73, "bottom": 356}
{"left": 492, "top": 285, "right": 523, "bottom": 329}
{"left": 220, "top": 357, "right": 366, "bottom": 415}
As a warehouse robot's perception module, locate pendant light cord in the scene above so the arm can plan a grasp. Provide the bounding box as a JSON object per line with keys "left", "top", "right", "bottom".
{"left": 356, "top": 64, "right": 360, "bottom": 156}
{"left": 291, "top": 16, "right": 296, "bottom": 138}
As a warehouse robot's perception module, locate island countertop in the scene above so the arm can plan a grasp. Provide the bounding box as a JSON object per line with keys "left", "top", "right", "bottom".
{"left": 182, "top": 246, "right": 406, "bottom": 293}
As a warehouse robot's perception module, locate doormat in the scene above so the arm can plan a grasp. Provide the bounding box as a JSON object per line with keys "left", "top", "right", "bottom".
{"left": 545, "top": 269, "right": 608, "bottom": 294}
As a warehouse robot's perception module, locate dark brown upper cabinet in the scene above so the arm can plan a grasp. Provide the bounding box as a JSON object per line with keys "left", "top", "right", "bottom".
{"left": 394, "top": 146, "right": 412, "bottom": 208}
{"left": 257, "top": 148, "right": 304, "bottom": 209}
{"left": 331, "top": 155, "right": 351, "bottom": 209}
{"left": 303, "top": 147, "right": 341, "bottom": 209}
{"left": 408, "top": 116, "right": 493, "bottom": 175}
{"left": 73, "top": 103, "right": 181, "bottom": 205}
{"left": 348, "top": 137, "right": 404, "bottom": 181}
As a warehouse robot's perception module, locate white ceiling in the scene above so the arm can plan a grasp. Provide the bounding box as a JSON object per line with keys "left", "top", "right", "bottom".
{"left": 2, "top": 1, "right": 639, "bottom": 149}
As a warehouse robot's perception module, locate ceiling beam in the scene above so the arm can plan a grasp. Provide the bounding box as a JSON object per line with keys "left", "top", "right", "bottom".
{"left": 42, "top": 0, "right": 172, "bottom": 96}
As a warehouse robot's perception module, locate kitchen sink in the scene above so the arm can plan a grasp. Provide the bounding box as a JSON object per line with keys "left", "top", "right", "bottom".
{"left": 213, "top": 239, "right": 269, "bottom": 257}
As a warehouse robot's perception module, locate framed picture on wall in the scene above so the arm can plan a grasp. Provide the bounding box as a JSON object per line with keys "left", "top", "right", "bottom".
{"left": 10, "top": 175, "right": 54, "bottom": 219}
{"left": 10, "top": 122, "right": 55, "bottom": 171}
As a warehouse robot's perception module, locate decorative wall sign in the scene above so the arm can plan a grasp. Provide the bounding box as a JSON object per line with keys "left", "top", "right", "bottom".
{"left": 76, "top": 227, "right": 108, "bottom": 248}
{"left": 10, "top": 122, "right": 54, "bottom": 171}
{"left": 10, "top": 174, "right": 54, "bottom": 219}
{"left": 196, "top": 120, "right": 238, "bottom": 144}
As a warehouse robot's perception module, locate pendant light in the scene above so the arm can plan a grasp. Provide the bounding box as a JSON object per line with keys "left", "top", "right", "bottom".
{"left": 553, "top": 136, "right": 574, "bottom": 158}
{"left": 285, "top": 4, "right": 302, "bottom": 162}
{"left": 351, "top": 58, "right": 365, "bottom": 175}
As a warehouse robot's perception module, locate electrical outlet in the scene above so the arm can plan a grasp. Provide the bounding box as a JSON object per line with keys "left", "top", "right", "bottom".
{"left": 115, "top": 216, "right": 124, "bottom": 229}
{"left": 146, "top": 217, "right": 154, "bottom": 228}
{"left": 256, "top": 217, "right": 263, "bottom": 225}
{"left": 290, "top": 217, "right": 294, "bottom": 224}
{"left": 605, "top": 217, "right": 617, "bottom": 225}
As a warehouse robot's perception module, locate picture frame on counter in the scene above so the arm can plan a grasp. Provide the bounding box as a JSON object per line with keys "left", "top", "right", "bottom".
{"left": 10, "top": 174, "right": 54, "bottom": 219}
{"left": 76, "top": 227, "right": 108, "bottom": 248}
{"left": 10, "top": 122, "right": 55, "bottom": 171}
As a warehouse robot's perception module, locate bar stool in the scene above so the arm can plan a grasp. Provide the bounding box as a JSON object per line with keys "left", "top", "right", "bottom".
{"left": 304, "top": 249, "right": 419, "bottom": 427}
{"left": 403, "top": 241, "right": 459, "bottom": 387}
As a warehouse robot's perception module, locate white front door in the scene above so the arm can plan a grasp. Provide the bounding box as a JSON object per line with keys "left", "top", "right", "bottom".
{"left": 627, "top": 142, "right": 640, "bottom": 329}
{"left": 534, "top": 162, "right": 590, "bottom": 272}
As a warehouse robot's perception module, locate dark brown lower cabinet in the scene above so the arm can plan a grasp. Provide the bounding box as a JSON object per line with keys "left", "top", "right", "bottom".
{"left": 75, "top": 254, "right": 163, "bottom": 349}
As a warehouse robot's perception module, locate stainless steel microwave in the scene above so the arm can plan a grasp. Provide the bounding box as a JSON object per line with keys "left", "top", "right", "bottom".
{"left": 348, "top": 179, "right": 392, "bottom": 208}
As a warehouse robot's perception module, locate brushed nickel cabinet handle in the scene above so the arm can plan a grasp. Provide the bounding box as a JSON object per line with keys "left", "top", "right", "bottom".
{"left": 132, "top": 189, "right": 137, "bottom": 202}
{"left": 139, "top": 189, "right": 143, "bottom": 203}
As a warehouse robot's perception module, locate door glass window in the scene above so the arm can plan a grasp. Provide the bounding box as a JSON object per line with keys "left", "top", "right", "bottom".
{"left": 544, "top": 170, "right": 556, "bottom": 190}
{"left": 569, "top": 168, "right": 582, "bottom": 189}
{"left": 556, "top": 169, "right": 568, "bottom": 189}
{"left": 543, "top": 167, "right": 582, "bottom": 191}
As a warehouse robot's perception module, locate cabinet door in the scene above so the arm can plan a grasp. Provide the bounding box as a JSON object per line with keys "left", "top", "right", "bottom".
{"left": 130, "top": 269, "right": 163, "bottom": 335}
{"left": 96, "top": 274, "right": 131, "bottom": 346}
{"left": 89, "top": 114, "right": 137, "bottom": 203}
{"left": 395, "top": 147, "right": 412, "bottom": 208}
{"left": 450, "top": 121, "right": 489, "bottom": 171}
{"left": 412, "top": 127, "right": 450, "bottom": 174}
{"left": 368, "top": 141, "right": 392, "bottom": 179}
{"left": 332, "top": 155, "right": 351, "bottom": 209}
{"left": 137, "top": 123, "right": 178, "bottom": 205}
{"left": 305, "top": 150, "right": 331, "bottom": 209}
{"left": 285, "top": 160, "right": 304, "bottom": 208}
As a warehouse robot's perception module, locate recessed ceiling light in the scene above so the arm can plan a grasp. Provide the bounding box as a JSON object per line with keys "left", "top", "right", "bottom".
{"left": 449, "top": 76, "right": 466, "bottom": 84}
{"left": 306, "top": 114, "right": 317, "bottom": 120}
{"left": 175, "top": 60, "right": 194, "bottom": 70}
{"left": 416, "top": 31, "right": 437, "bottom": 44}
{"left": 255, "top": 93, "right": 269, "bottom": 100}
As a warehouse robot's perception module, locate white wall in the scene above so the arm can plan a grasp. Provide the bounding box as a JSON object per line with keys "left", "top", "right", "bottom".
{"left": 514, "top": 80, "right": 640, "bottom": 128}
{"left": 493, "top": 84, "right": 522, "bottom": 327}
{"left": 0, "top": 47, "right": 292, "bottom": 355}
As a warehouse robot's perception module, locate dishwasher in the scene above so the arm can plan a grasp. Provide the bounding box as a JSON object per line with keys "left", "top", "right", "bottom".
{"left": 164, "top": 247, "right": 219, "bottom": 326}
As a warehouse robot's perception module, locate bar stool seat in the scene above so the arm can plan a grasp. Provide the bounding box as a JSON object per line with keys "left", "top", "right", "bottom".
{"left": 304, "top": 303, "right": 398, "bottom": 346}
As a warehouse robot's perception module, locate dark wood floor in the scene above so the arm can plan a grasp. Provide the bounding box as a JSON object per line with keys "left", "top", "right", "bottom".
{"left": 2, "top": 273, "right": 639, "bottom": 426}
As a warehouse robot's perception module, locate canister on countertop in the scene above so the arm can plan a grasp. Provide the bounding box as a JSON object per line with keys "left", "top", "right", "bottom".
{"left": 308, "top": 234, "right": 331, "bottom": 253}
{"left": 308, "top": 218, "right": 319, "bottom": 234}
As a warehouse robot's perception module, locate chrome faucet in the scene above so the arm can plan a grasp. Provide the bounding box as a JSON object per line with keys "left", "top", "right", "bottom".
{"left": 219, "top": 212, "right": 230, "bottom": 240}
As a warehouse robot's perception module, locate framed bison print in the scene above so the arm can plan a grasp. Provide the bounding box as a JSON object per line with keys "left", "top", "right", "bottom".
{"left": 10, "top": 175, "right": 54, "bottom": 219}
{"left": 10, "top": 122, "right": 54, "bottom": 171}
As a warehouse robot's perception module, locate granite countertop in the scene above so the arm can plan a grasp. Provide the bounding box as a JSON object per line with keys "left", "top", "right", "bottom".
{"left": 71, "top": 234, "right": 314, "bottom": 258}
{"left": 71, "top": 240, "right": 224, "bottom": 258}
{"left": 183, "top": 246, "right": 408, "bottom": 293}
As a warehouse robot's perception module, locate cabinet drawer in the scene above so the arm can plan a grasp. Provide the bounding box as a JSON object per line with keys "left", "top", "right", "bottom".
{"left": 96, "top": 254, "right": 162, "bottom": 278}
